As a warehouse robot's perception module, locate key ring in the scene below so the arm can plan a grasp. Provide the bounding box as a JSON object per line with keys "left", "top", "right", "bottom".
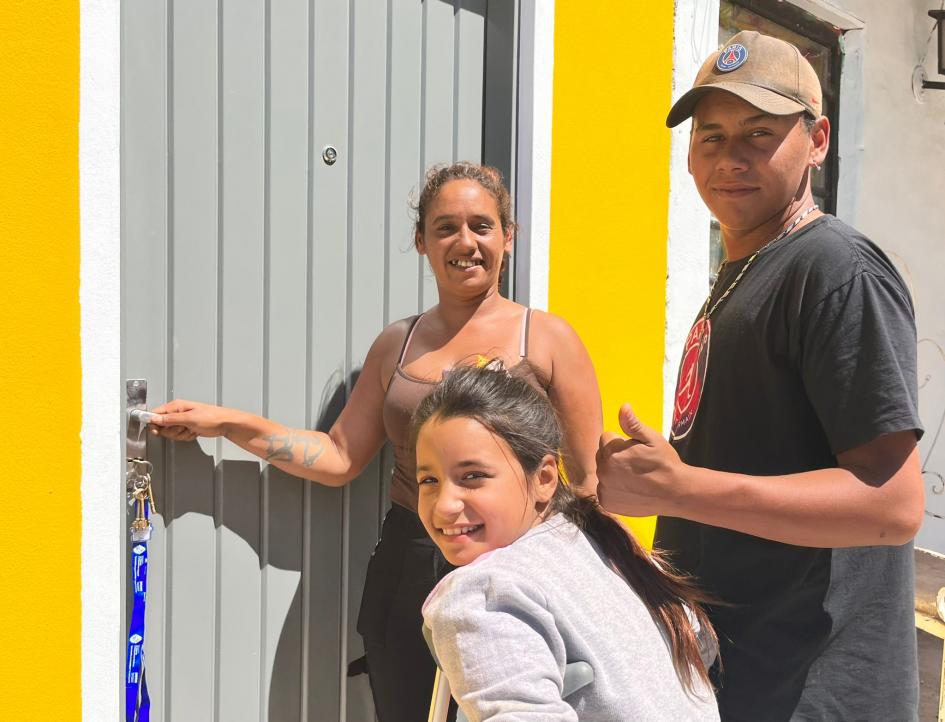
{"left": 129, "top": 457, "right": 153, "bottom": 476}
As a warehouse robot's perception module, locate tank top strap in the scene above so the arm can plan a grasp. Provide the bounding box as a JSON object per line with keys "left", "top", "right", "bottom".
{"left": 519, "top": 307, "right": 532, "bottom": 359}
{"left": 397, "top": 313, "right": 424, "bottom": 366}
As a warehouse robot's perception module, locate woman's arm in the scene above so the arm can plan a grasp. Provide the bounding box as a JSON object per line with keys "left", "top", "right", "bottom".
{"left": 150, "top": 321, "right": 407, "bottom": 486}
{"left": 533, "top": 312, "right": 603, "bottom": 494}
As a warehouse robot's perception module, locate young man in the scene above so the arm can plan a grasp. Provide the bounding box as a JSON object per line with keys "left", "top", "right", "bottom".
{"left": 596, "top": 31, "right": 924, "bottom": 721}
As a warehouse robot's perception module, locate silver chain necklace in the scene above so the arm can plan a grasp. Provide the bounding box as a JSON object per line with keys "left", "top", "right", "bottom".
{"left": 703, "top": 205, "right": 819, "bottom": 321}
{"left": 671, "top": 205, "right": 819, "bottom": 442}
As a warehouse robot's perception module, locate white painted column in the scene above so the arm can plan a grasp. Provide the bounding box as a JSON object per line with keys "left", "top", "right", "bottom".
{"left": 663, "top": 0, "right": 719, "bottom": 434}
{"left": 80, "top": 1, "right": 121, "bottom": 719}
{"left": 514, "top": 0, "right": 555, "bottom": 311}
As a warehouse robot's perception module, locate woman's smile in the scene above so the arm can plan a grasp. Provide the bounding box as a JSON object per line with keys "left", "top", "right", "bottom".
{"left": 448, "top": 258, "right": 483, "bottom": 270}
{"left": 416, "top": 179, "right": 511, "bottom": 292}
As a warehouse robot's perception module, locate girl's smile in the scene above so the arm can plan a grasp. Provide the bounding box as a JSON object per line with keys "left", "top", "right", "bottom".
{"left": 415, "top": 415, "right": 556, "bottom": 566}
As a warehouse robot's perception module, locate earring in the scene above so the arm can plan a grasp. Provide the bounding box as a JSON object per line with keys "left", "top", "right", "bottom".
{"left": 810, "top": 161, "right": 821, "bottom": 171}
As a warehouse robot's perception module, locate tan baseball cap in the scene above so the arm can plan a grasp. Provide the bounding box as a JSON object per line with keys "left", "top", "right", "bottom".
{"left": 666, "top": 30, "right": 822, "bottom": 128}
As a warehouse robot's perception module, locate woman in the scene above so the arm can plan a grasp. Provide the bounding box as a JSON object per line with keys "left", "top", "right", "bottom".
{"left": 149, "top": 162, "right": 603, "bottom": 722}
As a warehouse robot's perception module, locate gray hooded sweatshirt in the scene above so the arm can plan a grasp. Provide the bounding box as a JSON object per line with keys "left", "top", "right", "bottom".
{"left": 423, "top": 514, "right": 720, "bottom": 722}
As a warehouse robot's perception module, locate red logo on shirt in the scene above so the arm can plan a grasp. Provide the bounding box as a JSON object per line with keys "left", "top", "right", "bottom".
{"left": 671, "top": 317, "right": 710, "bottom": 441}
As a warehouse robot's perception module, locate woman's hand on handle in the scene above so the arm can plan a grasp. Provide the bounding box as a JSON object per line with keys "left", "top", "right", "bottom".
{"left": 149, "top": 399, "right": 233, "bottom": 441}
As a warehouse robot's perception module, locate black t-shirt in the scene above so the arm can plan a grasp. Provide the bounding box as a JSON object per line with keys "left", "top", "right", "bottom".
{"left": 656, "top": 216, "right": 923, "bottom": 722}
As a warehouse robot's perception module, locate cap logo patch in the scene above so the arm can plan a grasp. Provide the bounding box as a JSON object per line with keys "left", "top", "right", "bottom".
{"left": 716, "top": 43, "right": 748, "bottom": 72}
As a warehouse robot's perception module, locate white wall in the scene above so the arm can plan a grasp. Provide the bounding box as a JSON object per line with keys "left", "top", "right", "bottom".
{"left": 515, "top": 0, "right": 556, "bottom": 311}
{"left": 833, "top": 0, "right": 945, "bottom": 551}
{"left": 80, "top": 0, "right": 121, "bottom": 719}
{"left": 664, "top": 0, "right": 718, "bottom": 435}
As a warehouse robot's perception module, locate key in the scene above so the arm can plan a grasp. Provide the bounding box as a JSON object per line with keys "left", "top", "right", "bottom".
{"left": 131, "top": 490, "right": 152, "bottom": 542}
{"left": 145, "top": 478, "right": 157, "bottom": 516}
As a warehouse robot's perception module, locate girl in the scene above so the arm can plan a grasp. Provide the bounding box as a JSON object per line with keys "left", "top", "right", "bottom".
{"left": 414, "top": 365, "right": 719, "bottom": 721}
{"left": 148, "top": 163, "right": 603, "bottom": 722}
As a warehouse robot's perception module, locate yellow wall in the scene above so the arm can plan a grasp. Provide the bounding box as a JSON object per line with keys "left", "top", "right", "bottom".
{"left": 549, "top": 3, "right": 674, "bottom": 546}
{"left": 0, "top": 2, "right": 81, "bottom": 718}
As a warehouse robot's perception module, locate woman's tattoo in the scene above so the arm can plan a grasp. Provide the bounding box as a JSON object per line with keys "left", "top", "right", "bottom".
{"left": 301, "top": 436, "right": 325, "bottom": 467}
{"left": 263, "top": 432, "right": 325, "bottom": 468}
{"left": 264, "top": 434, "right": 295, "bottom": 462}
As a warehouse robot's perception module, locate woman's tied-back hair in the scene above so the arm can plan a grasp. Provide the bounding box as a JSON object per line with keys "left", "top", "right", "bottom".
{"left": 412, "top": 364, "right": 718, "bottom": 696}
{"left": 412, "top": 162, "right": 516, "bottom": 239}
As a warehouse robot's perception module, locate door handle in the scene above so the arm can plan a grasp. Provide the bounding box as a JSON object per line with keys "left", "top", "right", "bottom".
{"left": 126, "top": 379, "right": 156, "bottom": 541}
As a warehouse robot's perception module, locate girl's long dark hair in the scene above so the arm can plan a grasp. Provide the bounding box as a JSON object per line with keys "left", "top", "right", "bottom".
{"left": 412, "top": 364, "right": 717, "bottom": 695}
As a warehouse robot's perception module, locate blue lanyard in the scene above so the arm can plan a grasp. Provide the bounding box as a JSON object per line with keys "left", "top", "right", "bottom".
{"left": 125, "top": 515, "right": 151, "bottom": 722}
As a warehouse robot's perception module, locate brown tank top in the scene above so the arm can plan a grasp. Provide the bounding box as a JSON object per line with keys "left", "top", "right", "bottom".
{"left": 381, "top": 308, "right": 550, "bottom": 511}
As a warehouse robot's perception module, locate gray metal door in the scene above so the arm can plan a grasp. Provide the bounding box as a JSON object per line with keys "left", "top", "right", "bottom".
{"left": 121, "top": 1, "right": 517, "bottom": 719}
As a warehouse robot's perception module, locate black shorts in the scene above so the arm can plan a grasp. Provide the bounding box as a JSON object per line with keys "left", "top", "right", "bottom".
{"left": 356, "top": 503, "right": 455, "bottom": 722}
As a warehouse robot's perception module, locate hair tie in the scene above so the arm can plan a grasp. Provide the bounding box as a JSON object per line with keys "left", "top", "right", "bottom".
{"left": 481, "top": 357, "right": 512, "bottom": 377}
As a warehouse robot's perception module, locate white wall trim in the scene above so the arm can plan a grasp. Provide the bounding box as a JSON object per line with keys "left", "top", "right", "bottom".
{"left": 513, "top": 0, "right": 555, "bottom": 311}
{"left": 835, "top": 27, "right": 865, "bottom": 223}
{"left": 80, "top": 1, "right": 122, "bottom": 720}
{"left": 664, "top": 0, "right": 719, "bottom": 434}
{"left": 785, "top": 0, "right": 864, "bottom": 30}
{"left": 782, "top": 1, "right": 866, "bottom": 226}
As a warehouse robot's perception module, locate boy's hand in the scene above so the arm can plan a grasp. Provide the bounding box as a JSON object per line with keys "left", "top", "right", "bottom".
{"left": 596, "top": 404, "right": 688, "bottom": 517}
